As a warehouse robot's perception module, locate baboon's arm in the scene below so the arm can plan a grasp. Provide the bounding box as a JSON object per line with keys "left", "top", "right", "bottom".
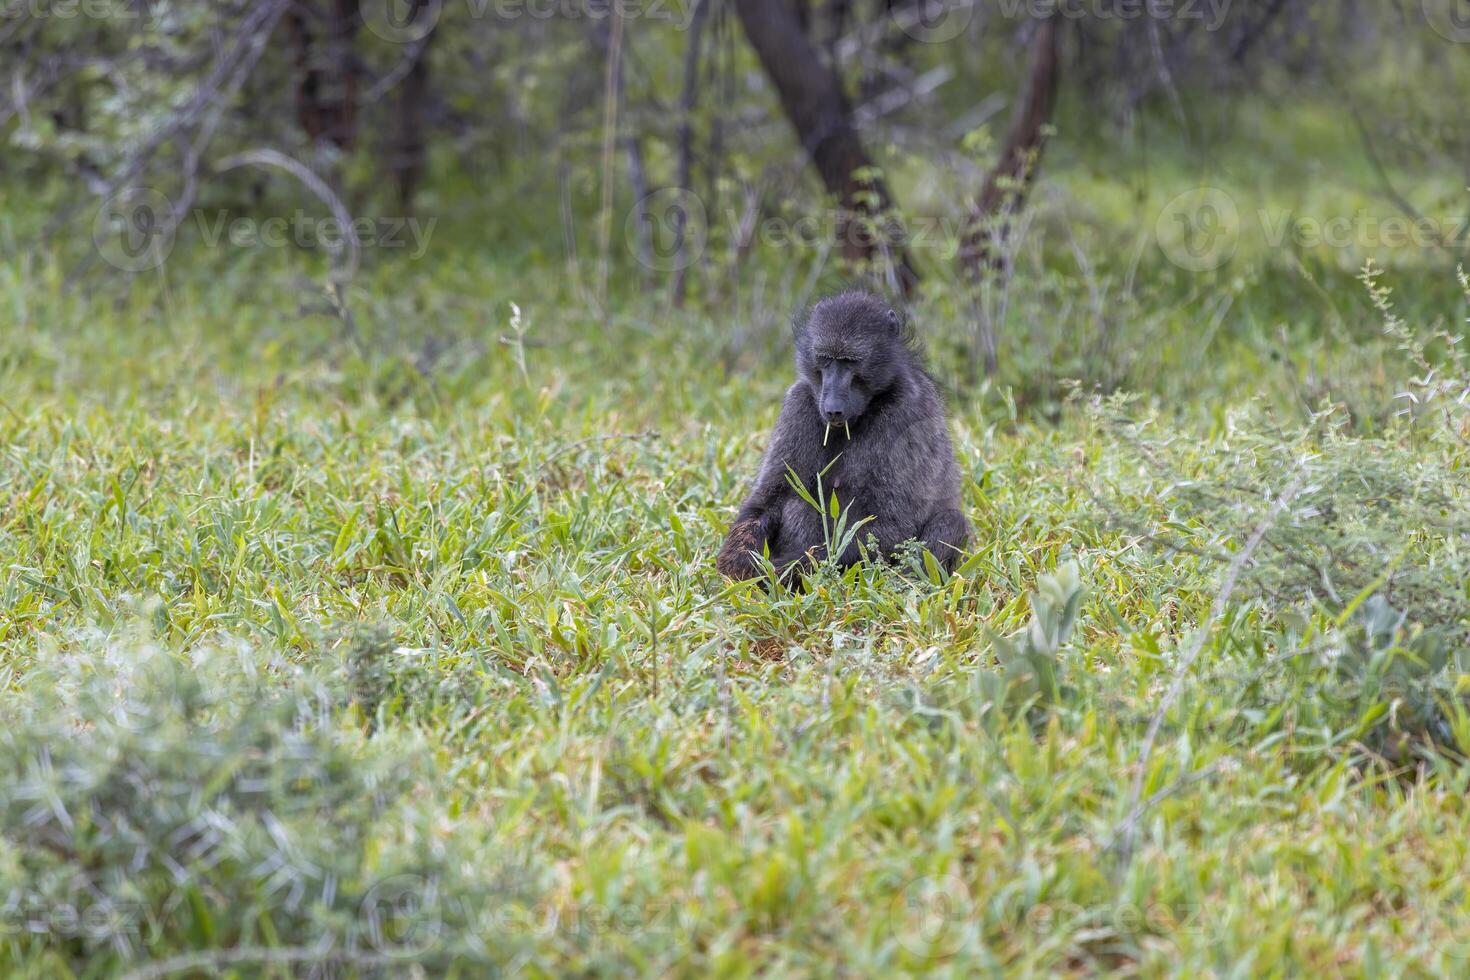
{"left": 715, "top": 387, "right": 810, "bottom": 580}
{"left": 715, "top": 509, "right": 780, "bottom": 580}
{"left": 716, "top": 456, "right": 789, "bottom": 580}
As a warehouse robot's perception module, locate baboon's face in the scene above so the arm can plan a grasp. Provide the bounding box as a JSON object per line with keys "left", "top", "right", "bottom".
{"left": 796, "top": 297, "right": 903, "bottom": 426}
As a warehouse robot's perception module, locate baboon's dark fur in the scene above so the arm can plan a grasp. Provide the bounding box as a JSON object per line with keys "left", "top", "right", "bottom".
{"left": 717, "top": 291, "right": 971, "bottom": 582}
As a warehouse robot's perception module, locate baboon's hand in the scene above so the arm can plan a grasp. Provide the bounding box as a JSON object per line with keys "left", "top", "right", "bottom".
{"left": 917, "top": 509, "right": 971, "bottom": 574}
{"left": 716, "top": 515, "right": 771, "bottom": 581}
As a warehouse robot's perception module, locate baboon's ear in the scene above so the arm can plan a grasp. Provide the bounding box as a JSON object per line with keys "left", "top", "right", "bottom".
{"left": 885, "top": 309, "right": 902, "bottom": 334}
{"left": 792, "top": 305, "right": 815, "bottom": 343}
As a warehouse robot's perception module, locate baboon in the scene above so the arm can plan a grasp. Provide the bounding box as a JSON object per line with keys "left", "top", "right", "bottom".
{"left": 716, "top": 291, "right": 971, "bottom": 582}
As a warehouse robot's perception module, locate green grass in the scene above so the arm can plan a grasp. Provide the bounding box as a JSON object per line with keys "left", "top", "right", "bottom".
{"left": 2, "top": 154, "right": 1470, "bottom": 976}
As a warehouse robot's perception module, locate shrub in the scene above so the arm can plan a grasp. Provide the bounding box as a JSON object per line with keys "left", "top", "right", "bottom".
{"left": 0, "top": 633, "right": 535, "bottom": 975}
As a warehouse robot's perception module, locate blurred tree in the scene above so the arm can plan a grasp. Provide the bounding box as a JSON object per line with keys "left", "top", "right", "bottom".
{"left": 2, "top": 0, "right": 1462, "bottom": 340}
{"left": 288, "top": 0, "right": 360, "bottom": 157}
{"left": 960, "top": 15, "right": 1061, "bottom": 283}
{"left": 734, "top": 0, "right": 921, "bottom": 295}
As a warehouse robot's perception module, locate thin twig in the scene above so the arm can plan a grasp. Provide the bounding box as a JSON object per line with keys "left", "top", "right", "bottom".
{"left": 1111, "top": 467, "right": 1308, "bottom": 870}
{"left": 1349, "top": 104, "right": 1452, "bottom": 256}
{"left": 595, "top": 10, "right": 626, "bottom": 314}
{"left": 44, "top": 0, "right": 292, "bottom": 242}
{"left": 212, "top": 147, "right": 361, "bottom": 284}
{"left": 672, "top": 0, "right": 712, "bottom": 308}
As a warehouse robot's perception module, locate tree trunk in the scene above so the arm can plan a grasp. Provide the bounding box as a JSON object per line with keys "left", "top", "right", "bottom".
{"left": 1231, "top": 0, "right": 1292, "bottom": 64}
{"left": 959, "top": 16, "right": 1061, "bottom": 279}
{"left": 671, "top": 0, "right": 712, "bottom": 308}
{"left": 733, "top": 0, "right": 920, "bottom": 296}
{"left": 391, "top": 3, "right": 434, "bottom": 209}
{"left": 289, "top": 0, "right": 359, "bottom": 152}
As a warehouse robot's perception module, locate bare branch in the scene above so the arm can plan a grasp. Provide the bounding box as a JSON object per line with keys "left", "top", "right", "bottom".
{"left": 1111, "top": 467, "right": 1309, "bottom": 870}
{"left": 212, "top": 147, "right": 361, "bottom": 284}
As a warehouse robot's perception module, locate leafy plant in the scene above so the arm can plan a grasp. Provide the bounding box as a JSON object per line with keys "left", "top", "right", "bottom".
{"left": 972, "top": 561, "right": 1087, "bottom": 726}
{"left": 1319, "top": 594, "right": 1470, "bottom": 762}
{"left": 778, "top": 458, "right": 876, "bottom": 583}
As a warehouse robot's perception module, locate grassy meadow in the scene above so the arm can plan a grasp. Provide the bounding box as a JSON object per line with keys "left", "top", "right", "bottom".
{"left": 2, "top": 114, "right": 1470, "bottom": 977}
